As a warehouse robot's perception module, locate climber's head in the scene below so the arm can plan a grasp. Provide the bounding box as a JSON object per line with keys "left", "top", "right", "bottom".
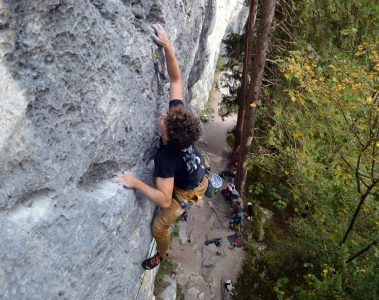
{"left": 159, "top": 105, "right": 201, "bottom": 150}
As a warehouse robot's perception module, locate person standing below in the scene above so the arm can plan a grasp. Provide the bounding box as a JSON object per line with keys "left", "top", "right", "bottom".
{"left": 113, "top": 24, "right": 209, "bottom": 270}
{"left": 230, "top": 198, "right": 243, "bottom": 232}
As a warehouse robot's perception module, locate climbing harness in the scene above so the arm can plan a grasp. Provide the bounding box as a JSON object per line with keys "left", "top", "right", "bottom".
{"left": 173, "top": 194, "right": 191, "bottom": 222}
{"left": 134, "top": 239, "right": 157, "bottom": 300}
{"left": 151, "top": 46, "right": 164, "bottom": 95}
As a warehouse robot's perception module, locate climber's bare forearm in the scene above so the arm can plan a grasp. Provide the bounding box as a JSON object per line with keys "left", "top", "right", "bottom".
{"left": 113, "top": 172, "right": 173, "bottom": 208}
{"left": 163, "top": 45, "right": 183, "bottom": 100}
{"left": 163, "top": 45, "right": 181, "bottom": 82}
{"left": 152, "top": 24, "right": 183, "bottom": 100}
{"left": 133, "top": 178, "right": 173, "bottom": 208}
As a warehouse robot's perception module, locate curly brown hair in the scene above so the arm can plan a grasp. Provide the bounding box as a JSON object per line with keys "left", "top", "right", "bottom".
{"left": 165, "top": 106, "right": 202, "bottom": 150}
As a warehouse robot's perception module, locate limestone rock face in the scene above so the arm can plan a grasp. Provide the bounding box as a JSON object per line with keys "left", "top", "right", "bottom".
{"left": 187, "top": 1, "right": 248, "bottom": 108}
{"left": 0, "top": 0, "right": 246, "bottom": 299}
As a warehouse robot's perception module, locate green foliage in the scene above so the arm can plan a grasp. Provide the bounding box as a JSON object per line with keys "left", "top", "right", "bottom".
{"left": 273, "top": 199, "right": 287, "bottom": 210}
{"left": 273, "top": 277, "right": 289, "bottom": 300}
{"left": 262, "top": 251, "right": 281, "bottom": 269}
{"left": 228, "top": 0, "right": 379, "bottom": 298}
{"left": 226, "top": 132, "right": 235, "bottom": 149}
{"left": 154, "top": 258, "right": 185, "bottom": 300}
{"left": 154, "top": 258, "right": 175, "bottom": 296}
{"left": 218, "top": 30, "right": 244, "bottom": 119}
{"left": 243, "top": 43, "right": 379, "bottom": 299}
{"left": 248, "top": 182, "right": 264, "bottom": 195}
{"left": 215, "top": 57, "right": 226, "bottom": 74}
{"left": 199, "top": 98, "right": 215, "bottom": 123}
{"left": 199, "top": 107, "right": 215, "bottom": 123}
{"left": 296, "top": 0, "right": 379, "bottom": 52}
{"left": 218, "top": 94, "right": 238, "bottom": 119}
{"left": 222, "top": 30, "right": 245, "bottom": 64}
{"left": 172, "top": 224, "right": 179, "bottom": 237}
{"left": 233, "top": 244, "right": 273, "bottom": 299}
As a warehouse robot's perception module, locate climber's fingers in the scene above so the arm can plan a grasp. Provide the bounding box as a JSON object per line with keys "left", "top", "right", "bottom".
{"left": 152, "top": 23, "right": 160, "bottom": 33}
{"left": 112, "top": 171, "right": 137, "bottom": 189}
{"left": 152, "top": 34, "right": 161, "bottom": 45}
{"left": 152, "top": 23, "right": 164, "bottom": 33}
{"left": 152, "top": 24, "right": 170, "bottom": 48}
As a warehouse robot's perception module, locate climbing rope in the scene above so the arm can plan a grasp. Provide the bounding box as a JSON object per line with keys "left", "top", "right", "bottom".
{"left": 134, "top": 239, "right": 157, "bottom": 300}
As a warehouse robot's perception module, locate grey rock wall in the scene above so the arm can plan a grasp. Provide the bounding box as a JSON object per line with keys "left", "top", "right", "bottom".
{"left": 0, "top": 0, "right": 245, "bottom": 299}
{"left": 187, "top": 1, "right": 248, "bottom": 108}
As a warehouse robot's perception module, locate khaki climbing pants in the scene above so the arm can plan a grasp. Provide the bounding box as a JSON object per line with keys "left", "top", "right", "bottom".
{"left": 152, "top": 176, "right": 209, "bottom": 255}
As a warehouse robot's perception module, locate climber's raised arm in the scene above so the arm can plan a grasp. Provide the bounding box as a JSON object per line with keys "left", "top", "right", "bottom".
{"left": 152, "top": 24, "right": 183, "bottom": 100}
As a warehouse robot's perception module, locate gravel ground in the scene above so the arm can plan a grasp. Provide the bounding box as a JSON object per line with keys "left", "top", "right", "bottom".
{"left": 169, "top": 81, "right": 244, "bottom": 300}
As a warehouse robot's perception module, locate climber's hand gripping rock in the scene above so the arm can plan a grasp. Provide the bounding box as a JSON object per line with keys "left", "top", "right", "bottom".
{"left": 152, "top": 23, "right": 183, "bottom": 100}
{"left": 112, "top": 171, "right": 138, "bottom": 189}
{"left": 152, "top": 24, "right": 171, "bottom": 49}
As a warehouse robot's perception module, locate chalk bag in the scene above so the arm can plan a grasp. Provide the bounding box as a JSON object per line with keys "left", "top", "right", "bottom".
{"left": 205, "top": 174, "right": 223, "bottom": 198}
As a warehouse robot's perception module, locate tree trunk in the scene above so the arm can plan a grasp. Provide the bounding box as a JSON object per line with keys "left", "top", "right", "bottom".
{"left": 233, "top": 0, "right": 259, "bottom": 160}
{"left": 340, "top": 179, "right": 378, "bottom": 245}
{"left": 346, "top": 240, "right": 377, "bottom": 263}
{"left": 235, "top": 0, "right": 277, "bottom": 195}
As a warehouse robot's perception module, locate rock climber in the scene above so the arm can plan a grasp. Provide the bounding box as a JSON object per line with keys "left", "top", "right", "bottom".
{"left": 113, "top": 24, "right": 209, "bottom": 270}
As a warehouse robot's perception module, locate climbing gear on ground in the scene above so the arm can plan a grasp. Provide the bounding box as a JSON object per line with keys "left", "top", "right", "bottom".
{"left": 227, "top": 233, "right": 243, "bottom": 249}
{"left": 221, "top": 182, "right": 240, "bottom": 202}
{"left": 204, "top": 174, "right": 223, "bottom": 198}
{"left": 151, "top": 46, "right": 164, "bottom": 95}
{"left": 142, "top": 252, "right": 167, "bottom": 270}
{"left": 219, "top": 169, "right": 236, "bottom": 181}
{"left": 205, "top": 237, "right": 223, "bottom": 247}
{"left": 224, "top": 280, "right": 235, "bottom": 295}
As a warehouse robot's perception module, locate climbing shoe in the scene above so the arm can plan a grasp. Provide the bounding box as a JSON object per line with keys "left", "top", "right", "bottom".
{"left": 142, "top": 253, "right": 166, "bottom": 270}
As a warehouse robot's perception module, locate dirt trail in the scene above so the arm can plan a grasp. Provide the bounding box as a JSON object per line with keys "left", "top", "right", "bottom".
{"left": 170, "top": 80, "right": 245, "bottom": 299}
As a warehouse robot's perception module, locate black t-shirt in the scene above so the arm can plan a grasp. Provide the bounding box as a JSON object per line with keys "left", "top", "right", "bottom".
{"left": 153, "top": 99, "right": 206, "bottom": 189}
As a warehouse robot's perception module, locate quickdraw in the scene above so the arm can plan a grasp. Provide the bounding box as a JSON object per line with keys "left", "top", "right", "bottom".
{"left": 151, "top": 46, "right": 164, "bottom": 95}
